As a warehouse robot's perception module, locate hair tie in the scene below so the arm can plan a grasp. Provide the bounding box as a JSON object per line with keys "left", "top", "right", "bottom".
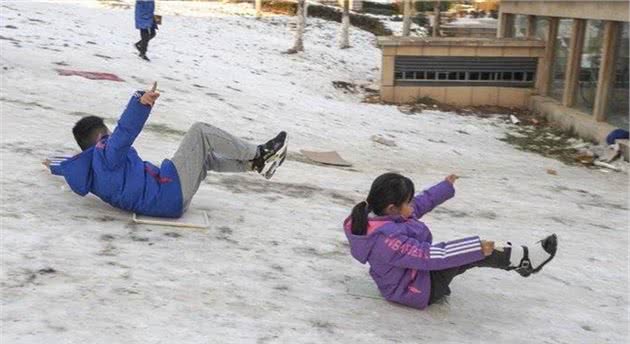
{"left": 364, "top": 200, "right": 370, "bottom": 210}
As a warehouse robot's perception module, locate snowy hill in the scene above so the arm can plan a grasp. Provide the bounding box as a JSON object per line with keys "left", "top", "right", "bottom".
{"left": 1, "top": 1, "right": 628, "bottom": 343}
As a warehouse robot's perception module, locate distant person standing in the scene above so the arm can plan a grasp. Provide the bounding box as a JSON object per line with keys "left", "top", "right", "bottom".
{"left": 134, "top": 0, "right": 158, "bottom": 61}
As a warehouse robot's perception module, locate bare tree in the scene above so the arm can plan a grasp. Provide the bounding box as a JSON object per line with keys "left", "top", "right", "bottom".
{"left": 339, "top": 0, "right": 350, "bottom": 48}
{"left": 287, "top": 0, "right": 306, "bottom": 53}
{"left": 255, "top": 0, "right": 262, "bottom": 19}
{"left": 433, "top": 1, "right": 441, "bottom": 37}
{"left": 402, "top": 0, "right": 412, "bottom": 37}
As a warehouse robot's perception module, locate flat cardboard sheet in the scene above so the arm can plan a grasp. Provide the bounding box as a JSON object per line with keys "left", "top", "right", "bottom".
{"left": 300, "top": 150, "right": 352, "bottom": 167}
{"left": 132, "top": 210, "right": 209, "bottom": 229}
{"left": 346, "top": 278, "right": 383, "bottom": 300}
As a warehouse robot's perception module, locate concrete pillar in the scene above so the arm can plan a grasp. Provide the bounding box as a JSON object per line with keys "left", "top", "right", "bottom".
{"left": 562, "top": 19, "right": 586, "bottom": 107}
{"left": 527, "top": 15, "right": 536, "bottom": 38}
{"left": 498, "top": 12, "right": 514, "bottom": 38}
{"left": 593, "top": 21, "right": 620, "bottom": 122}
{"left": 537, "top": 17, "right": 559, "bottom": 96}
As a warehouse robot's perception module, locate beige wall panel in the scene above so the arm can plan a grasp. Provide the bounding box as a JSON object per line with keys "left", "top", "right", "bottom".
{"left": 396, "top": 46, "right": 423, "bottom": 56}
{"left": 418, "top": 87, "right": 446, "bottom": 103}
{"left": 502, "top": 47, "right": 532, "bottom": 57}
{"left": 529, "top": 48, "right": 545, "bottom": 57}
{"left": 381, "top": 86, "right": 395, "bottom": 103}
{"left": 445, "top": 87, "right": 473, "bottom": 106}
{"left": 382, "top": 47, "right": 397, "bottom": 57}
{"left": 476, "top": 47, "right": 504, "bottom": 57}
{"left": 394, "top": 86, "right": 419, "bottom": 103}
{"left": 381, "top": 56, "right": 395, "bottom": 87}
{"left": 448, "top": 47, "right": 477, "bottom": 56}
{"left": 471, "top": 87, "right": 499, "bottom": 106}
{"left": 498, "top": 88, "right": 529, "bottom": 107}
{"left": 422, "top": 47, "right": 450, "bottom": 56}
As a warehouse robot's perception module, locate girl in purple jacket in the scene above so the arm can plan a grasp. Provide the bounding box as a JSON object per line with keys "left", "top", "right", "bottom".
{"left": 343, "top": 173, "right": 557, "bottom": 309}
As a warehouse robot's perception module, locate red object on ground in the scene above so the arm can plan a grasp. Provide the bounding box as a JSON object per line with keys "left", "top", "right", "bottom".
{"left": 55, "top": 69, "right": 125, "bottom": 82}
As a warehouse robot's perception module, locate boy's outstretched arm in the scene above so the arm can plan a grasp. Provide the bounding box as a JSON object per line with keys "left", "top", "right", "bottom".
{"left": 42, "top": 157, "right": 69, "bottom": 176}
{"left": 103, "top": 88, "right": 159, "bottom": 168}
{"left": 412, "top": 174, "right": 458, "bottom": 218}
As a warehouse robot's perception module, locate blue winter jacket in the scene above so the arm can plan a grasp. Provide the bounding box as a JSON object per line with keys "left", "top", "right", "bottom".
{"left": 49, "top": 92, "right": 183, "bottom": 218}
{"left": 135, "top": 0, "right": 156, "bottom": 30}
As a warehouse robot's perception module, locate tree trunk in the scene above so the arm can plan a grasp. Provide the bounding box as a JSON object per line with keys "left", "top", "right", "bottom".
{"left": 288, "top": 0, "right": 306, "bottom": 53}
{"left": 255, "top": 0, "right": 262, "bottom": 19}
{"left": 402, "top": 0, "right": 412, "bottom": 37}
{"left": 433, "top": 1, "right": 441, "bottom": 37}
{"left": 339, "top": 0, "right": 350, "bottom": 48}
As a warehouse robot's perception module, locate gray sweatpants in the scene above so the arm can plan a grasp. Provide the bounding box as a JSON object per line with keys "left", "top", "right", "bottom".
{"left": 171, "top": 122, "right": 258, "bottom": 210}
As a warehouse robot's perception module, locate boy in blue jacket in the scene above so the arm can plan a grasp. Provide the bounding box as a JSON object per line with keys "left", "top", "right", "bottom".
{"left": 44, "top": 86, "right": 288, "bottom": 218}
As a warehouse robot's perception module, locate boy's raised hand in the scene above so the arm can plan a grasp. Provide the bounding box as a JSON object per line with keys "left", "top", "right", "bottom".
{"left": 140, "top": 81, "right": 160, "bottom": 107}
{"left": 445, "top": 174, "right": 459, "bottom": 185}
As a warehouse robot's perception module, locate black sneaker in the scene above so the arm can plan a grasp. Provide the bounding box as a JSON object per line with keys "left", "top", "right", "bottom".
{"left": 139, "top": 53, "right": 151, "bottom": 62}
{"left": 134, "top": 42, "right": 142, "bottom": 53}
{"left": 262, "top": 150, "right": 287, "bottom": 180}
{"left": 253, "top": 131, "right": 287, "bottom": 179}
{"left": 511, "top": 234, "right": 558, "bottom": 277}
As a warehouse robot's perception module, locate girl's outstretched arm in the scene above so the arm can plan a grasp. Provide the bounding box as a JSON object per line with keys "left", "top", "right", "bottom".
{"left": 412, "top": 175, "right": 457, "bottom": 218}
{"left": 375, "top": 232, "right": 484, "bottom": 271}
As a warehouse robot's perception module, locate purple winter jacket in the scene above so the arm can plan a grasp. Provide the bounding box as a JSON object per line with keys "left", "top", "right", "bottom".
{"left": 343, "top": 180, "right": 484, "bottom": 309}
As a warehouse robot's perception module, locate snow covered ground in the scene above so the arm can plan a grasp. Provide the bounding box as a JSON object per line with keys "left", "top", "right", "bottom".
{"left": 1, "top": 1, "right": 628, "bottom": 343}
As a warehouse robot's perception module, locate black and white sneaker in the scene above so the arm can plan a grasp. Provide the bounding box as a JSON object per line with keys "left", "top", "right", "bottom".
{"left": 139, "top": 53, "right": 151, "bottom": 62}
{"left": 509, "top": 234, "right": 558, "bottom": 277}
{"left": 253, "top": 131, "right": 288, "bottom": 179}
{"left": 134, "top": 42, "right": 142, "bottom": 54}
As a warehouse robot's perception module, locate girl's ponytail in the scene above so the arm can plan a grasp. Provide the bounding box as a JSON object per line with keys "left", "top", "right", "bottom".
{"left": 350, "top": 201, "right": 369, "bottom": 235}
{"left": 350, "top": 173, "right": 416, "bottom": 236}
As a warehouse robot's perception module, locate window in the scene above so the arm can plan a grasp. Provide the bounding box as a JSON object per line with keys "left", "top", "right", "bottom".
{"left": 576, "top": 20, "right": 605, "bottom": 114}
{"left": 526, "top": 72, "right": 534, "bottom": 81}
{"left": 550, "top": 19, "right": 573, "bottom": 102}
{"left": 512, "top": 14, "right": 528, "bottom": 38}
{"left": 535, "top": 17, "right": 549, "bottom": 41}
{"left": 607, "top": 22, "right": 629, "bottom": 130}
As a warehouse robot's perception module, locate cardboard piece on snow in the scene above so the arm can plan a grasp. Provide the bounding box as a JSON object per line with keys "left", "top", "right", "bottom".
{"left": 300, "top": 150, "right": 352, "bottom": 167}
{"left": 132, "top": 210, "right": 209, "bottom": 229}
{"left": 346, "top": 279, "right": 383, "bottom": 300}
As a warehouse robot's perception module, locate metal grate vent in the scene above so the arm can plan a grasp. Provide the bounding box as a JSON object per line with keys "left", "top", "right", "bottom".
{"left": 394, "top": 56, "right": 538, "bottom": 87}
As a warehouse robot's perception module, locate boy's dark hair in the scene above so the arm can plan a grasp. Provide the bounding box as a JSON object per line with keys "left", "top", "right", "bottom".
{"left": 350, "top": 173, "right": 415, "bottom": 236}
{"left": 73, "top": 116, "right": 108, "bottom": 151}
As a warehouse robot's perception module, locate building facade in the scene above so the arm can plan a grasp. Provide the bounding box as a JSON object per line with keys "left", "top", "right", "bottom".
{"left": 378, "top": 37, "right": 545, "bottom": 107}
{"left": 498, "top": 0, "right": 629, "bottom": 141}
